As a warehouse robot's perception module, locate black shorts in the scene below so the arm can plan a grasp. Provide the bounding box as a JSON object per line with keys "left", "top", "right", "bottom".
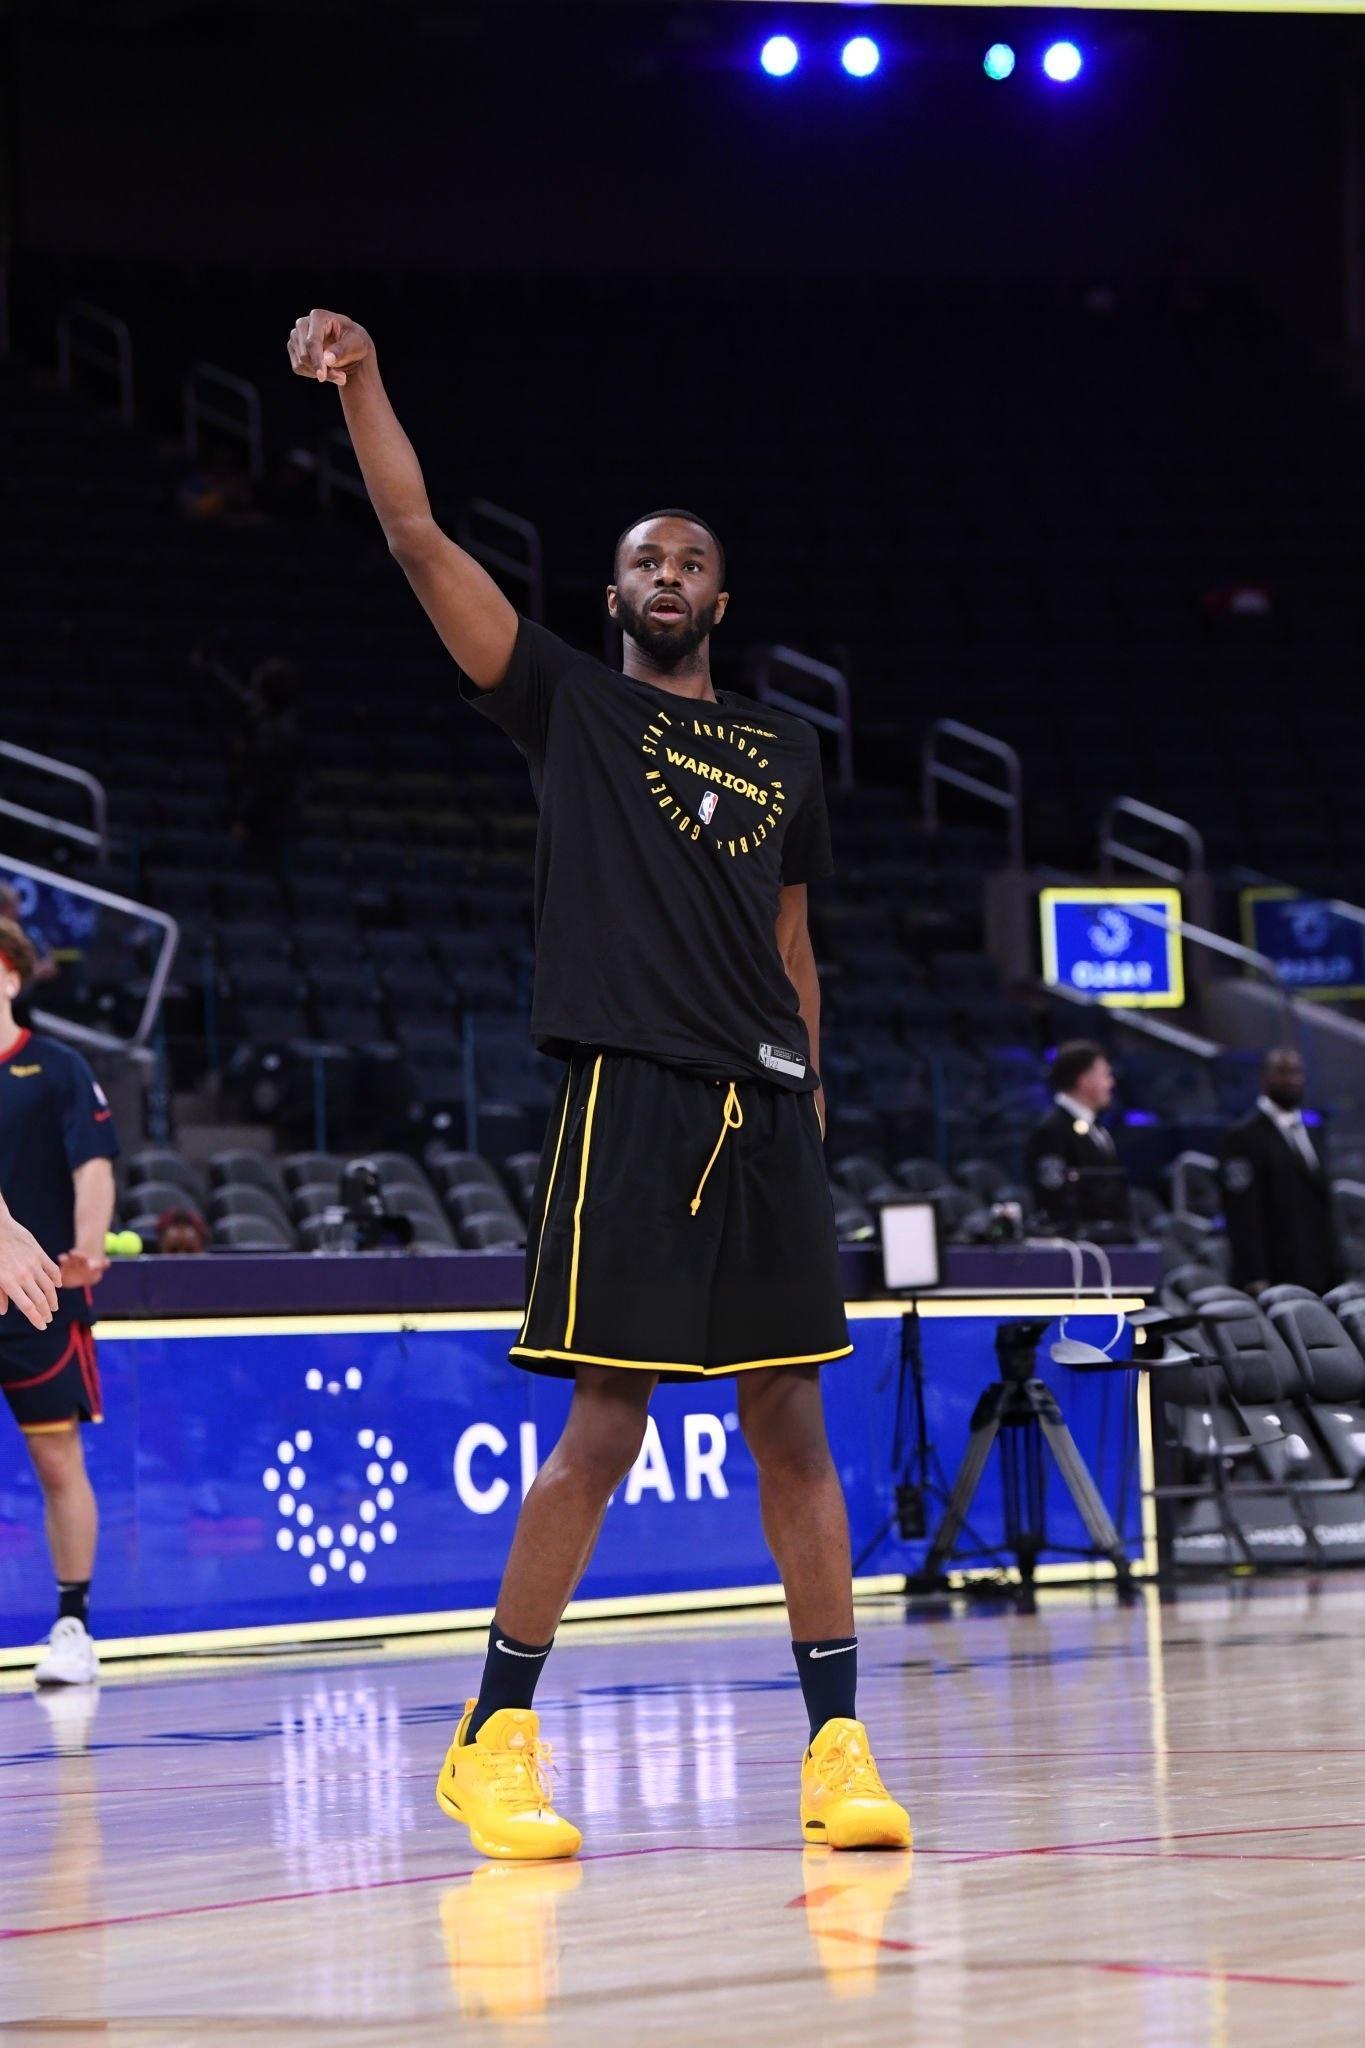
{"left": 513, "top": 1051, "right": 852, "bottom": 1382}
{"left": 0, "top": 1319, "right": 103, "bottom": 1433}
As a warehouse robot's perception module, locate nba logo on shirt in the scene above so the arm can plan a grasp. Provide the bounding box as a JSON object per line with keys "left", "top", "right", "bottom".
{"left": 699, "top": 792, "right": 719, "bottom": 825}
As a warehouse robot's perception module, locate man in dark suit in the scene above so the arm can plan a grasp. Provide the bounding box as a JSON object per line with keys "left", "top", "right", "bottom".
{"left": 1025, "top": 1040, "right": 1125, "bottom": 1230}
{"left": 1218, "top": 1048, "right": 1342, "bottom": 1296}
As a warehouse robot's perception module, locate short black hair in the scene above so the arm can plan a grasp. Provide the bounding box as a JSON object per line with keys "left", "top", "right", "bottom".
{"left": 613, "top": 508, "right": 726, "bottom": 585}
{"left": 1050, "top": 1040, "right": 1107, "bottom": 1093}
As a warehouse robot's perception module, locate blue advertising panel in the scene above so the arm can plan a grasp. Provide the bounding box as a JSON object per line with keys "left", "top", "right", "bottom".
{"left": 1040, "top": 886, "right": 1185, "bottom": 1009}
{"left": 1240, "top": 889, "right": 1365, "bottom": 1003}
{"left": 0, "top": 1305, "right": 1142, "bottom": 1654}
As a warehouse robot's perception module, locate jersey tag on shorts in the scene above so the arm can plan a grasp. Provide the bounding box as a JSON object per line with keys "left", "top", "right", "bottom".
{"left": 759, "top": 1042, "right": 806, "bottom": 1080}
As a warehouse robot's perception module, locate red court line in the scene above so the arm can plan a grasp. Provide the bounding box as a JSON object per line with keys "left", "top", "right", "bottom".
{"left": 928, "top": 1847, "right": 1365, "bottom": 1868}
{"left": 936, "top": 1819, "right": 1365, "bottom": 1862}
{"left": 0, "top": 1844, "right": 795, "bottom": 1941}
{"left": 780, "top": 1893, "right": 1349, "bottom": 1989}
{"left": 6, "top": 1843, "right": 1359, "bottom": 1995}
{"left": 1098, "top": 1961, "right": 1352, "bottom": 1990}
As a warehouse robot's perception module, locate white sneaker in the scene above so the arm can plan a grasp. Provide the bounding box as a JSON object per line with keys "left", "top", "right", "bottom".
{"left": 33, "top": 1615, "right": 99, "bottom": 1687}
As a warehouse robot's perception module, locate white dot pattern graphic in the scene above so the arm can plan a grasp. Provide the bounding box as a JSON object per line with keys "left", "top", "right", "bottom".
{"left": 261, "top": 1381, "right": 408, "bottom": 1592}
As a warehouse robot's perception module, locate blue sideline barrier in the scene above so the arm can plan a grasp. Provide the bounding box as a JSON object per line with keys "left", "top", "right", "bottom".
{"left": 0, "top": 1282, "right": 1149, "bottom": 1657}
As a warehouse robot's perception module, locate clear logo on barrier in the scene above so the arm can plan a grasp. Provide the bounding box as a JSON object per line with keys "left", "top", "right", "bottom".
{"left": 261, "top": 1369, "right": 407, "bottom": 1591}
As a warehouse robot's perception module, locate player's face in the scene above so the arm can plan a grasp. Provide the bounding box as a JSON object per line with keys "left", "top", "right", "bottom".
{"left": 608, "top": 519, "right": 728, "bottom": 667}
{"left": 0, "top": 961, "right": 19, "bottom": 1011}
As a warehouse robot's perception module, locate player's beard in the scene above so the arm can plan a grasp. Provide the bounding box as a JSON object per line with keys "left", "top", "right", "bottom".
{"left": 615, "top": 592, "right": 718, "bottom": 669}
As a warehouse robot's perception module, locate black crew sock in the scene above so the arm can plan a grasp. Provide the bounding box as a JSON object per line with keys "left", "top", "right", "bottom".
{"left": 792, "top": 1636, "right": 858, "bottom": 1745}
{"left": 57, "top": 1580, "right": 91, "bottom": 1629}
{"left": 465, "top": 1622, "right": 555, "bottom": 1742}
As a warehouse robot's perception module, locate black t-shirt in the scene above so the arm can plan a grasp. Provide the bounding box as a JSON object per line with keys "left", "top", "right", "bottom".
{"left": 461, "top": 619, "right": 833, "bottom": 1091}
{"left": 0, "top": 1028, "right": 119, "bottom": 1335}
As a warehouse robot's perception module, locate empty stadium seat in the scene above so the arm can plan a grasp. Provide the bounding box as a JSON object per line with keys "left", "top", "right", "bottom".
{"left": 121, "top": 1177, "right": 201, "bottom": 1220}
{"left": 460, "top": 1212, "right": 527, "bottom": 1250}
{"left": 1266, "top": 1292, "right": 1365, "bottom": 1480}
{"left": 124, "top": 1150, "right": 204, "bottom": 1201}
{"left": 208, "top": 1150, "right": 286, "bottom": 1196}
{"left": 213, "top": 1213, "right": 295, "bottom": 1250}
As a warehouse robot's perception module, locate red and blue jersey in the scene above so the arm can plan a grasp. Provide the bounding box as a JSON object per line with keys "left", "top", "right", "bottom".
{"left": 0, "top": 1028, "right": 119, "bottom": 1336}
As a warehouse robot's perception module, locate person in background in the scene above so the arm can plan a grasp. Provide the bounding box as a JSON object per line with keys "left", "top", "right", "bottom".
{"left": 1025, "top": 1041, "right": 1122, "bottom": 1229}
{"left": 0, "top": 918, "right": 118, "bottom": 1687}
{"left": 0, "top": 885, "right": 58, "bottom": 1027}
{"left": 156, "top": 1208, "right": 209, "bottom": 1255}
{"left": 1218, "top": 1047, "right": 1342, "bottom": 1297}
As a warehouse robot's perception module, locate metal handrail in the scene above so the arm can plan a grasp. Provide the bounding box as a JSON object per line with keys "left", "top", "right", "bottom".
{"left": 1112, "top": 895, "right": 1297, "bottom": 1044}
{"left": 1118, "top": 897, "right": 1282, "bottom": 987}
{"left": 748, "top": 647, "right": 853, "bottom": 793}
{"left": 455, "top": 499, "right": 544, "bottom": 622}
{"left": 922, "top": 718, "right": 1023, "bottom": 866}
{"left": 1100, "top": 796, "right": 1206, "bottom": 885}
{"left": 184, "top": 362, "right": 264, "bottom": 481}
{"left": 317, "top": 424, "right": 367, "bottom": 509}
{"left": 1246, "top": 884, "right": 1365, "bottom": 937}
{"left": 0, "top": 741, "right": 110, "bottom": 864}
{"left": 0, "top": 853, "right": 179, "bottom": 1051}
{"left": 56, "top": 300, "right": 134, "bottom": 427}
{"left": 1045, "top": 983, "right": 1222, "bottom": 1058}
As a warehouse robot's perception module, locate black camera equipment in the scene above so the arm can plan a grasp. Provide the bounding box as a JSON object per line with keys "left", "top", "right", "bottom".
{"left": 905, "top": 1318, "right": 1134, "bottom": 1595}
{"left": 340, "top": 1160, "right": 414, "bottom": 1252}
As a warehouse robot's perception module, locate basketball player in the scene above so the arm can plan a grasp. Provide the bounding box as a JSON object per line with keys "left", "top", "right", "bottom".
{"left": 288, "top": 309, "right": 909, "bottom": 1859}
{"left": 0, "top": 920, "right": 118, "bottom": 1686}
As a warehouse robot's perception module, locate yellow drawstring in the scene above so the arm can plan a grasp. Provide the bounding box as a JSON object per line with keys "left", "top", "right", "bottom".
{"left": 690, "top": 1081, "right": 744, "bottom": 1215}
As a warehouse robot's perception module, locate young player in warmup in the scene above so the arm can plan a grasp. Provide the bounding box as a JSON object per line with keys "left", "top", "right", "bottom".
{"left": 288, "top": 309, "right": 910, "bottom": 1859}
{"left": 0, "top": 920, "right": 118, "bottom": 1685}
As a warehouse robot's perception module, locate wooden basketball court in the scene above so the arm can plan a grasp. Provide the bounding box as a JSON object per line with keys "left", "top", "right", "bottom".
{"left": 4, "top": 1582, "right": 1363, "bottom": 2045}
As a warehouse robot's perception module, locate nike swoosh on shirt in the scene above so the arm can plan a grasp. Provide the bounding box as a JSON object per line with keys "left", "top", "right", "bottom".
{"left": 495, "top": 1639, "right": 551, "bottom": 1659}
{"left": 808, "top": 1643, "right": 858, "bottom": 1660}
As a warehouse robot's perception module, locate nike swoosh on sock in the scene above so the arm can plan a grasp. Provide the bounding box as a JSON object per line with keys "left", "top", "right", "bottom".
{"left": 808, "top": 1643, "right": 858, "bottom": 1660}
{"left": 496, "top": 1639, "right": 552, "bottom": 1658}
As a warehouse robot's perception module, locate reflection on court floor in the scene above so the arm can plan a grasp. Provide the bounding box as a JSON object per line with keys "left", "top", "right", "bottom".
{"left": 3, "top": 1589, "right": 1364, "bottom": 2045}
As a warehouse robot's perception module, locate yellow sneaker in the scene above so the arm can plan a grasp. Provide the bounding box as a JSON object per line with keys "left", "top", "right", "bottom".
{"left": 800, "top": 1718, "right": 912, "bottom": 1850}
{"left": 800, "top": 1846, "right": 915, "bottom": 1996}
{"left": 435, "top": 1700, "right": 582, "bottom": 1861}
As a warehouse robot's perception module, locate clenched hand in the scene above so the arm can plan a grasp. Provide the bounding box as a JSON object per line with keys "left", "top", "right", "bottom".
{"left": 286, "top": 309, "right": 372, "bottom": 388}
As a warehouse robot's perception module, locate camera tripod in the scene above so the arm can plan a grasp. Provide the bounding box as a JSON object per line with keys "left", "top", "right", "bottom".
{"left": 906, "top": 1319, "right": 1134, "bottom": 1594}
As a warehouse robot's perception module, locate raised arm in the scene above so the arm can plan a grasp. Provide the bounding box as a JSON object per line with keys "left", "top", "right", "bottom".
{"left": 287, "top": 309, "right": 518, "bottom": 688}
